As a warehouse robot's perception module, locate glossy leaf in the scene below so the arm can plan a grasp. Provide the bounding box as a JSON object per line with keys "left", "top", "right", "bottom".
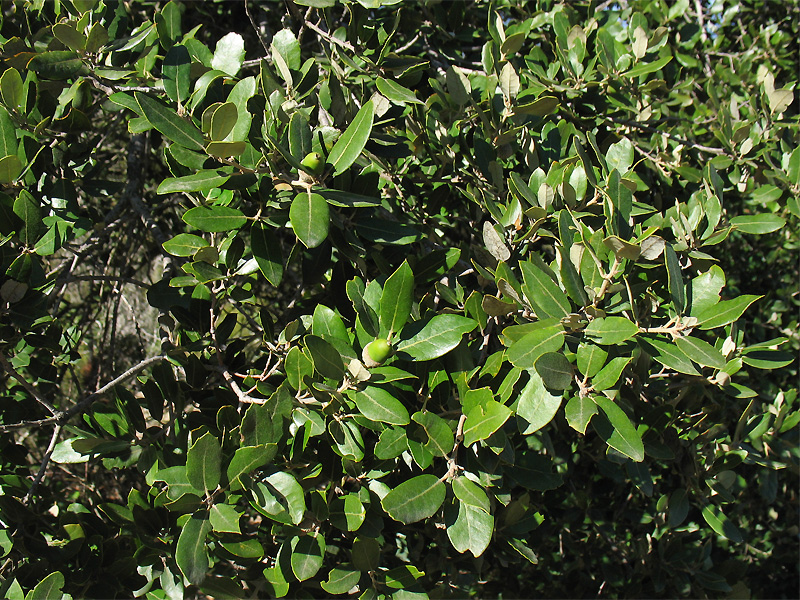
{"left": 695, "top": 295, "right": 761, "bottom": 330}
{"left": 351, "top": 386, "right": 409, "bottom": 425}
{"left": 577, "top": 342, "right": 608, "bottom": 377}
{"left": 675, "top": 336, "right": 726, "bottom": 369}
{"left": 186, "top": 431, "right": 221, "bottom": 492}
{"left": 305, "top": 335, "right": 344, "bottom": 380}
{"left": 520, "top": 259, "right": 571, "bottom": 318}
{"left": 183, "top": 205, "right": 247, "bottom": 232}
{"left": 730, "top": 214, "right": 785, "bottom": 234}
{"left": 28, "top": 51, "right": 88, "bottom": 78}
{"left": 252, "top": 472, "right": 306, "bottom": 525}
{"left": 321, "top": 566, "right": 361, "bottom": 595}
{"left": 534, "top": 352, "right": 574, "bottom": 390}
{"left": 157, "top": 169, "right": 232, "bottom": 194}
{"left": 380, "top": 260, "right": 414, "bottom": 335}
{"left": 26, "top": 571, "right": 65, "bottom": 600}
{"left": 592, "top": 395, "right": 645, "bottom": 462}
{"left": 163, "top": 44, "right": 191, "bottom": 103}
{"left": 463, "top": 399, "right": 512, "bottom": 447}
{"left": 516, "top": 371, "right": 562, "bottom": 434}
{"left": 664, "top": 244, "right": 685, "bottom": 314}
{"left": 639, "top": 337, "right": 700, "bottom": 375}
{"left": 136, "top": 92, "right": 204, "bottom": 150}
{"left": 251, "top": 222, "right": 283, "bottom": 286}
{"left": 328, "top": 100, "right": 374, "bottom": 175}
{"left": 382, "top": 475, "right": 446, "bottom": 524}
{"left": 396, "top": 315, "right": 477, "bottom": 361}
{"left": 565, "top": 395, "right": 597, "bottom": 434}
{"left": 0, "top": 68, "right": 23, "bottom": 111}
{"left": 163, "top": 234, "right": 209, "bottom": 257}
{"left": 290, "top": 192, "right": 329, "bottom": 248}
{"left": 592, "top": 356, "right": 632, "bottom": 391}
{"left": 701, "top": 504, "right": 743, "bottom": 543}
{"left": 446, "top": 502, "right": 493, "bottom": 557}
{"left": 211, "top": 32, "right": 245, "bottom": 77}
{"left": 176, "top": 514, "right": 211, "bottom": 585}
{"left": 291, "top": 533, "right": 325, "bottom": 581}
{"left": 376, "top": 77, "right": 423, "bottom": 105}
{"left": 227, "top": 445, "right": 277, "bottom": 491}
{"left": 584, "top": 316, "right": 639, "bottom": 345}
{"left": 507, "top": 323, "right": 565, "bottom": 369}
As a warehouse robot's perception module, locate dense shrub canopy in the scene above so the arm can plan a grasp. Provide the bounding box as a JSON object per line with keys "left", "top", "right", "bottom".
{"left": 0, "top": 0, "right": 797, "bottom": 598}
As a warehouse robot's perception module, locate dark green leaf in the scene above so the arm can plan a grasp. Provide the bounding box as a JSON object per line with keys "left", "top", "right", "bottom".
{"left": 291, "top": 533, "right": 325, "bottom": 581}
{"left": 290, "top": 192, "right": 329, "bottom": 248}
{"left": 639, "top": 336, "right": 700, "bottom": 375}
{"left": 664, "top": 244, "right": 685, "bottom": 314}
{"left": 584, "top": 316, "right": 639, "bottom": 345}
{"left": 351, "top": 386, "right": 409, "bottom": 425}
{"left": 176, "top": 514, "right": 211, "bottom": 585}
{"left": 328, "top": 100, "right": 374, "bottom": 175}
{"left": 701, "top": 504, "right": 743, "bottom": 543}
{"left": 136, "top": 92, "right": 204, "bottom": 150}
{"left": 251, "top": 222, "right": 283, "bottom": 286}
{"left": 28, "top": 51, "right": 88, "bottom": 79}
{"left": 163, "top": 44, "right": 191, "bottom": 103}
{"left": 305, "top": 334, "right": 344, "bottom": 380}
{"left": 184, "top": 205, "right": 247, "bottom": 232}
{"left": 516, "top": 371, "right": 562, "bottom": 434}
{"left": 380, "top": 260, "right": 414, "bottom": 335}
{"left": 675, "top": 336, "right": 726, "bottom": 369}
{"left": 396, "top": 315, "right": 477, "bottom": 361}
{"left": 157, "top": 169, "right": 232, "bottom": 194}
{"left": 730, "top": 214, "right": 785, "bottom": 234}
{"left": 463, "top": 399, "right": 512, "bottom": 447}
{"left": 695, "top": 295, "right": 761, "bottom": 330}
{"left": 382, "top": 475, "right": 446, "bottom": 524}
{"left": 507, "top": 323, "right": 565, "bottom": 369}
{"left": 534, "top": 352, "right": 574, "bottom": 390}
{"left": 446, "top": 502, "right": 493, "bottom": 557}
{"left": 591, "top": 356, "right": 632, "bottom": 391}
{"left": 163, "top": 233, "right": 209, "bottom": 257}
{"left": 186, "top": 432, "right": 221, "bottom": 492}
{"left": 592, "top": 395, "right": 644, "bottom": 462}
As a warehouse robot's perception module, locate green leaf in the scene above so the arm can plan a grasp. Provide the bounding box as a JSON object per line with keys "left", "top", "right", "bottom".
{"left": 689, "top": 265, "right": 725, "bottom": 316}
{"left": 412, "top": 411, "right": 454, "bottom": 457}
{"left": 565, "top": 395, "right": 597, "bottom": 434}
{"left": 351, "top": 386, "right": 410, "bottom": 425}
{"left": 25, "top": 571, "right": 65, "bottom": 600}
{"left": 380, "top": 260, "right": 414, "bottom": 335}
{"left": 163, "top": 44, "right": 191, "bottom": 103}
{"left": 591, "top": 356, "right": 632, "bottom": 391}
{"left": 155, "top": 1, "right": 182, "bottom": 45}
{"left": 516, "top": 371, "right": 562, "bottom": 434}
{"left": 209, "top": 503, "right": 242, "bottom": 534}
{"left": 675, "top": 336, "right": 726, "bottom": 369}
{"left": 577, "top": 342, "right": 609, "bottom": 377}
{"left": 321, "top": 566, "right": 361, "bottom": 595}
{"left": 312, "top": 304, "right": 349, "bottom": 341}
{"left": 603, "top": 235, "right": 640, "bottom": 260}
{"left": 0, "top": 107, "right": 17, "bottom": 157}
{"left": 451, "top": 477, "right": 490, "bottom": 513}
{"left": 211, "top": 32, "right": 245, "bottom": 77}
{"left": 305, "top": 334, "right": 344, "bottom": 380}
{"left": 729, "top": 214, "right": 785, "bottom": 234}
{"left": 514, "top": 95, "right": 560, "bottom": 116}
{"left": 664, "top": 244, "right": 685, "bottom": 314}
{"left": 329, "top": 494, "right": 366, "bottom": 531}
{"left": 592, "top": 395, "right": 645, "bottom": 462}
{"left": 695, "top": 295, "right": 761, "bottom": 330}
{"left": 163, "top": 233, "right": 209, "bottom": 257}
{"left": 209, "top": 102, "right": 238, "bottom": 141}
{"left": 701, "top": 504, "right": 743, "bottom": 543}
{"left": 135, "top": 92, "right": 204, "bottom": 150}
{"left": 27, "top": 51, "right": 88, "bottom": 79}
{"left": 285, "top": 346, "right": 313, "bottom": 391}
{"left": 186, "top": 431, "right": 221, "bottom": 492}
{"left": 639, "top": 336, "right": 700, "bottom": 375}
{"left": 347, "top": 278, "right": 380, "bottom": 338}
{"left": 446, "top": 65, "right": 471, "bottom": 105}
{"left": 623, "top": 54, "right": 672, "bottom": 77}
{"left": 226, "top": 445, "right": 277, "bottom": 491}
{"left": 291, "top": 533, "right": 325, "bottom": 581}
{"left": 382, "top": 474, "right": 446, "bottom": 524}
{"left": 13, "top": 191, "right": 42, "bottom": 245}
{"left": 252, "top": 471, "right": 306, "bottom": 525}
{"left": 176, "top": 514, "right": 211, "bottom": 585}
{"left": 376, "top": 77, "right": 423, "bottom": 105}
{"left": 463, "top": 399, "right": 512, "bottom": 447}
{"left": 520, "top": 259, "right": 571, "bottom": 318}
{"left": 741, "top": 349, "right": 795, "bottom": 370}
{"left": 396, "top": 315, "right": 477, "bottom": 361}
{"left": 251, "top": 222, "right": 283, "bottom": 286}
{"left": 272, "top": 29, "right": 301, "bottom": 71}
{"left": 534, "top": 352, "right": 574, "bottom": 390}
{"left": 290, "top": 191, "right": 329, "bottom": 248}
{"left": 205, "top": 140, "right": 247, "bottom": 157}
{"left": 157, "top": 169, "right": 232, "bottom": 194}
{"left": 558, "top": 245, "right": 589, "bottom": 305}
{"left": 328, "top": 100, "right": 374, "bottom": 175}
{"left": 352, "top": 537, "right": 380, "bottom": 571}
{"left": 507, "top": 323, "right": 565, "bottom": 369}
{"left": 0, "top": 155, "right": 22, "bottom": 184}
{"left": 184, "top": 205, "right": 247, "bottom": 232}
{"left": 446, "top": 502, "right": 493, "bottom": 557}
{"left": 0, "top": 68, "right": 24, "bottom": 111}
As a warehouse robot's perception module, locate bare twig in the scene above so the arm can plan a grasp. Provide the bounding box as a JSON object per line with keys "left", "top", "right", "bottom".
{"left": 23, "top": 423, "right": 63, "bottom": 505}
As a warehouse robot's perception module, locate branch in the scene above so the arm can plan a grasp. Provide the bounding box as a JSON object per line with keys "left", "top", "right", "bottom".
{"left": 0, "top": 351, "right": 57, "bottom": 415}
{"left": 23, "top": 423, "right": 63, "bottom": 505}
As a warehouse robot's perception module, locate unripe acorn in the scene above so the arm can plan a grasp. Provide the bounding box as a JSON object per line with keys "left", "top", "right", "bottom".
{"left": 362, "top": 338, "right": 392, "bottom": 367}
{"left": 300, "top": 151, "right": 324, "bottom": 176}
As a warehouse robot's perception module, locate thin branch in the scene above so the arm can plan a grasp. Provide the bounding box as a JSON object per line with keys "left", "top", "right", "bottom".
{"left": 62, "top": 274, "right": 150, "bottom": 288}
{"left": 305, "top": 19, "right": 356, "bottom": 53}
{"left": 23, "top": 423, "right": 63, "bottom": 505}
{"left": 0, "top": 352, "right": 57, "bottom": 415}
